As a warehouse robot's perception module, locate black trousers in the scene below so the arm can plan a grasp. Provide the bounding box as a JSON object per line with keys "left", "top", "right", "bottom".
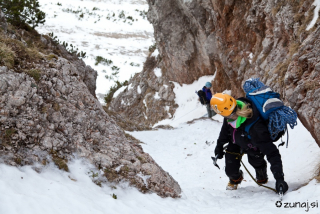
{"left": 225, "top": 143, "right": 267, "bottom": 180}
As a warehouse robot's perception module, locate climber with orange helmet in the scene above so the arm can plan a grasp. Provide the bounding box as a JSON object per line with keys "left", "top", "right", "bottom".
{"left": 210, "top": 93, "right": 288, "bottom": 194}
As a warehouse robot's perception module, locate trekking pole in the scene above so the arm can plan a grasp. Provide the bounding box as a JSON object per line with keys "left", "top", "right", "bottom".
{"left": 211, "top": 144, "right": 228, "bottom": 169}
{"left": 279, "top": 186, "right": 284, "bottom": 201}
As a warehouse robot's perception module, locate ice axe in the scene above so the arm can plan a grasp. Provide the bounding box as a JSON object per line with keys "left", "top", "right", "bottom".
{"left": 211, "top": 155, "right": 221, "bottom": 169}
{"left": 211, "top": 144, "right": 228, "bottom": 169}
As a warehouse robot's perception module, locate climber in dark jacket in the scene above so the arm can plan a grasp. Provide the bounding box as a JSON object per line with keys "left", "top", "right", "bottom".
{"left": 202, "top": 82, "right": 216, "bottom": 118}
{"left": 210, "top": 93, "right": 288, "bottom": 193}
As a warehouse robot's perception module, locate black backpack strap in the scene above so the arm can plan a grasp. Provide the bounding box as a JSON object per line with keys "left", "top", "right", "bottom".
{"left": 286, "top": 128, "right": 289, "bottom": 148}
{"left": 278, "top": 126, "right": 289, "bottom": 148}
{"left": 244, "top": 117, "right": 260, "bottom": 139}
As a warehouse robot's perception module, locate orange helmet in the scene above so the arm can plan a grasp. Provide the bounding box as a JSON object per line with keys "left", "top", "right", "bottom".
{"left": 210, "top": 93, "right": 236, "bottom": 117}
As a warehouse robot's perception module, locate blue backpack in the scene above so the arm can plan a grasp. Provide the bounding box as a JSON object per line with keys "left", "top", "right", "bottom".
{"left": 243, "top": 78, "right": 298, "bottom": 146}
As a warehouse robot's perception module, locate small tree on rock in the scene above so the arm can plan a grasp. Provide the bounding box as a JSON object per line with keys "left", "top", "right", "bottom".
{"left": 0, "top": 0, "right": 45, "bottom": 29}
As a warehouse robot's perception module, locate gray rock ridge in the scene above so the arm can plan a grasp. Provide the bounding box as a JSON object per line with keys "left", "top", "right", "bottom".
{"left": 112, "top": 0, "right": 320, "bottom": 146}
{"left": 0, "top": 12, "right": 181, "bottom": 198}
{"left": 109, "top": 54, "right": 178, "bottom": 128}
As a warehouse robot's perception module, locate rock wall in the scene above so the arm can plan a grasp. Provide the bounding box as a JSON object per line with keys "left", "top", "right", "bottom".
{"left": 108, "top": 54, "right": 177, "bottom": 127}
{"left": 0, "top": 11, "right": 181, "bottom": 197}
{"left": 111, "top": 0, "right": 320, "bottom": 147}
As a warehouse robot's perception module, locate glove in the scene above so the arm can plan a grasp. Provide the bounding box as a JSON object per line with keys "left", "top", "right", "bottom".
{"left": 276, "top": 179, "right": 288, "bottom": 194}
{"left": 214, "top": 143, "right": 225, "bottom": 159}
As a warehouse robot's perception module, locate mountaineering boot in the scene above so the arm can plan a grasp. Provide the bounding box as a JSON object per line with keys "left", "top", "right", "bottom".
{"left": 256, "top": 165, "right": 268, "bottom": 184}
{"left": 226, "top": 170, "right": 243, "bottom": 190}
{"left": 226, "top": 182, "right": 238, "bottom": 190}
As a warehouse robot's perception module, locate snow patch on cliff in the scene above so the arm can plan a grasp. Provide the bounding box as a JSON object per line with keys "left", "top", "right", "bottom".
{"left": 153, "top": 75, "right": 216, "bottom": 127}
{"left": 307, "top": 0, "right": 320, "bottom": 30}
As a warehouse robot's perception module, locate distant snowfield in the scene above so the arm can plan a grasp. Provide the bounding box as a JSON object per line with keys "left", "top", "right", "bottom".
{"left": 36, "top": 0, "right": 154, "bottom": 102}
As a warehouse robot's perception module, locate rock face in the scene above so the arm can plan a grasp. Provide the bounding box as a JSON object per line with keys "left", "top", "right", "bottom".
{"left": 109, "top": 54, "right": 178, "bottom": 127}
{"left": 284, "top": 28, "right": 320, "bottom": 147}
{"left": 0, "top": 11, "right": 181, "bottom": 198}
{"left": 111, "top": 0, "right": 320, "bottom": 146}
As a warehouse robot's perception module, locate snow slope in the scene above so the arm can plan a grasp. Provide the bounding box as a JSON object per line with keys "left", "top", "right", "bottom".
{"left": 153, "top": 75, "right": 216, "bottom": 128}
{"left": 1, "top": 116, "right": 319, "bottom": 214}
{"left": 130, "top": 118, "right": 320, "bottom": 213}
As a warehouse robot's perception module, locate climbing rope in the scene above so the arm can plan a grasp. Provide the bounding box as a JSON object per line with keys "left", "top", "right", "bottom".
{"left": 242, "top": 78, "right": 265, "bottom": 92}
{"left": 172, "top": 106, "right": 201, "bottom": 122}
{"left": 225, "top": 150, "right": 277, "bottom": 193}
{"left": 269, "top": 107, "right": 297, "bottom": 140}
{"left": 242, "top": 78, "right": 298, "bottom": 140}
